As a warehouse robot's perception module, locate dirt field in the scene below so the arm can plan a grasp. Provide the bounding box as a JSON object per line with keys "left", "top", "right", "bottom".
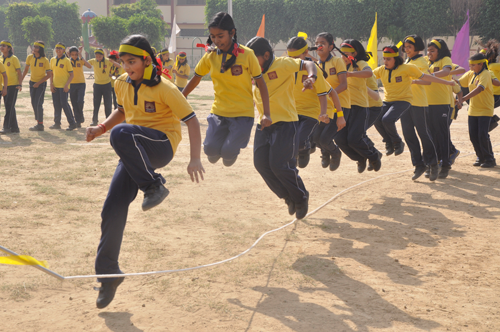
{"left": 0, "top": 77, "right": 499, "bottom": 332}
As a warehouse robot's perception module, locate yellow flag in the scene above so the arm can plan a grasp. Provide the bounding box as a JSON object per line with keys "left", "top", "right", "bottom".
{"left": 0, "top": 255, "right": 49, "bottom": 268}
{"left": 367, "top": 13, "right": 378, "bottom": 69}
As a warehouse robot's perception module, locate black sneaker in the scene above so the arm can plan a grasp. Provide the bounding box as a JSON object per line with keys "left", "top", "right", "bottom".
{"left": 320, "top": 152, "right": 330, "bottom": 168}
{"left": 10, "top": 128, "right": 20, "bottom": 133}
{"left": 394, "top": 141, "right": 405, "bottom": 156}
{"left": 223, "top": 157, "right": 237, "bottom": 167}
{"left": 49, "top": 124, "right": 61, "bottom": 130}
{"left": 357, "top": 159, "right": 367, "bottom": 173}
{"left": 295, "top": 191, "right": 309, "bottom": 220}
{"left": 142, "top": 183, "right": 170, "bottom": 211}
{"left": 481, "top": 160, "right": 496, "bottom": 168}
{"left": 329, "top": 148, "right": 342, "bottom": 171}
{"left": 284, "top": 197, "right": 296, "bottom": 215}
{"left": 310, "top": 143, "right": 317, "bottom": 154}
{"left": 298, "top": 151, "right": 310, "bottom": 168}
{"left": 75, "top": 123, "right": 82, "bottom": 128}
{"left": 207, "top": 155, "right": 220, "bottom": 164}
{"left": 424, "top": 165, "right": 430, "bottom": 178}
{"left": 385, "top": 142, "right": 394, "bottom": 156}
{"left": 438, "top": 166, "right": 450, "bottom": 179}
{"left": 66, "top": 124, "right": 77, "bottom": 131}
{"left": 412, "top": 165, "right": 427, "bottom": 181}
{"left": 429, "top": 164, "right": 439, "bottom": 181}
{"left": 489, "top": 115, "right": 499, "bottom": 132}
{"left": 449, "top": 149, "right": 460, "bottom": 165}
{"left": 367, "top": 163, "right": 373, "bottom": 171}
{"left": 369, "top": 153, "right": 382, "bottom": 172}
{"left": 29, "top": 124, "right": 44, "bottom": 131}
{"left": 473, "top": 158, "right": 483, "bottom": 166}
{"left": 0, "top": 128, "right": 11, "bottom": 134}
{"left": 96, "top": 277, "right": 125, "bottom": 309}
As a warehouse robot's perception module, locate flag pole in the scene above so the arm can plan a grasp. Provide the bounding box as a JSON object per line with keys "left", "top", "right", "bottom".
{"left": 228, "top": 0, "right": 233, "bottom": 16}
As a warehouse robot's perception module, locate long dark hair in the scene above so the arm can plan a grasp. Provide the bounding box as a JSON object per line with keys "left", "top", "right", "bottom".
{"left": 427, "top": 38, "right": 451, "bottom": 61}
{"left": 207, "top": 12, "right": 238, "bottom": 72}
{"left": 383, "top": 45, "right": 404, "bottom": 67}
{"left": 341, "top": 39, "right": 370, "bottom": 69}
{"left": 119, "top": 34, "right": 162, "bottom": 87}
{"left": 34, "top": 41, "right": 45, "bottom": 57}
{"left": 246, "top": 36, "right": 273, "bottom": 73}
{"left": 403, "top": 35, "right": 425, "bottom": 52}
{"left": 482, "top": 39, "right": 499, "bottom": 63}
{"left": 1, "top": 40, "right": 14, "bottom": 57}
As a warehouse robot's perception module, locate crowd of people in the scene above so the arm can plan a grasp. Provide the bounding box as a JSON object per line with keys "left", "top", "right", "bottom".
{"left": 1, "top": 11, "right": 499, "bottom": 309}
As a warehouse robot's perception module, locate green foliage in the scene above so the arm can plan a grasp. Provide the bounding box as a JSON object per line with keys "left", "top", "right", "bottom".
{"left": 38, "top": 0, "right": 81, "bottom": 46}
{"left": 0, "top": 6, "right": 8, "bottom": 41}
{"left": 112, "top": 0, "right": 164, "bottom": 21}
{"left": 127, "top": 13, "right": 166, "bottom": 49}
{"left": 5, "top": 2, "right": 39, "bottom": 46}
{"left": 21, "top": 15, "right": 53, "bottom": 45}
{"left": 477, "top": 0, "right": 500, "bottom": 42}
{"left": 91, "top": 15, "right": 129, "bottom": 50}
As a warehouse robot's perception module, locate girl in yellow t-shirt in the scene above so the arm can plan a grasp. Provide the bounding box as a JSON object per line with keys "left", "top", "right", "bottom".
{"left": 68, "top": 46, "right": 91, "bottom": 127}
{"left": 108, "top": 50, "right": 125, "bottom": 110}
{"left": 335, "top": 39, "right": 382, "bottom": 173}
{"left": 183, "top": 12, "right": 271, "bottom": 167}
{"left": 459, "top": 53, "right": 496, "bottom": 168}
{"left": 86, "top": 34, "right": 205, "bottom": 309}
{"left": 158, "top": 48, "right": 175, "bottom": 83}
{"left": 481, "top": 40, "right": 500, "bottom": 131}
{"left": 0, "top": 40, "right": 22, "bottom": 134}
{"left": 173, "top": 52, "right": 190, "bottom": 92}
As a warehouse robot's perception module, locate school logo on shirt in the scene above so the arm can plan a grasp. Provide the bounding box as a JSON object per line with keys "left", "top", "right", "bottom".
{"left": 329, "top": 68, "right": 337, "bottom": 75}
{"left": 145, "top": 101, "right": 156, "bottom": 113}
{"left": 7, "top": 62, "right": 10, "bottom": 67}
{"left": 39, "top": 63, "right": 44, "bottom": 67}
{"left": 395, "top": 76, "right": 403, "bottom": 83}
{"left": 60, "top": 64, "right": 64, "bottom": 68}
{"left": 267, "top": 71, "right": 278, "bottom": 80}
{"left": 434, "top": 67, "right": 440, "bottom": 72}
{"left": 77, "top": 63, "right": 81, "bottom": 67}
{"left": 231, "top": 65, "right": 243, "bottom": 76}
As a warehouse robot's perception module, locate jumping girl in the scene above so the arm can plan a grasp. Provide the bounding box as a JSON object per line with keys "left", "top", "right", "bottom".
{"left": 183, "top": 12, "right": 271, "bottom": 167}
{"left": 425, "top": 38, "right": 455, "bottom": 179}
{"left": 313, "top": 32, "right": 348, "bottom": 171}
{"left": 68, "top": 46, "right": 91, "bottom": 127}
{"left": 0, "top": 40, "right": 21, "bottom": 134}
{"left": 159, "top": 48, "right": 175, "bottom": 83}
{"left": 88, "top": 49, "right": 113, "bottom": 126}
{"left": 109, "top": 50, "right": 125, "bottom": 110}
{"left": 173, "top": 52, "right": 190, "bottom": 92}
{"left": 374, "top": 44, "right": 455, "bottom": 180}
{"left": 246, "top": 36, "right": 320, "bottom": 219}
{"left": 286, "top": 35, "right": 343, "bottom": 169}
{"left": 22, "top": 41, "right": 52, "bottom": 131}
{"left": 335, "top": 39, "right": 382, "bottom": 173}
{"left": 459, "top": 53, "right": 496, "bottom": 168}
{"left": 86, "top": 34, "right": 204, "bottom": 309}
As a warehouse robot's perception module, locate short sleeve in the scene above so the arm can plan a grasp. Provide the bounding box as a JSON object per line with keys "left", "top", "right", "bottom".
{"left": 0, "top": 62, "right": 5, "bottom": 73}
{"left": 194, "top": 52, "right": 211, "bottom": 77}
{"left": 185, "top": 64, "right": 191, "bottom": 76}
{"left": 45, "top": 58, "right": 51, "bottom": 71}
{"left": 452, "top": 84, "right": 461, "bottom": 94}
{"left": 88, "top": 59, "right": 96, "bottom": 67}
{"left": 26, "top": 55, "right": 33, "bottom": 66}
{"left": 315, "top": 74, "right": 332, "bottom": 96}
{"left": 50, "top": 58, "right": 54, "bottom": 70}
{"left": 334, "top": 57, "right": 347, "bottom": 74}
{"left": 66, "top": 59, "right": 73, "bottom": 73}
{"left": 478, "top": 71, "right": 492, "bottom": 90}
{"left": 247, "top": 51, "right": 262, "bottom": 79}
{"left": 408, "top": 64, "right": 424, "bottom": 79}
{"left": 163, "top": 86, "right": 196, "bottom": 122}
{"left": 115, "top": 79, "right": 124, "bottom": 108}
{"left": 13, "top": 57, "right": 21, "bottom": 69}
{"left": 282, "top": 57, "right": 302, "bottom": 74}
{"left": 373, "top": 66, "right": 383, "bottom": 79}
{"left": 458, "top": 71, "right": 471, "bottom": 87}
{"left": 442, "top": 57, "right": 452, "bottom": 69}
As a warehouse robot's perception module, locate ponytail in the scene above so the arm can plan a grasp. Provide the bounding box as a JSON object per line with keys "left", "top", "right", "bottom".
{"left": 481, "top": 39, "right": 500, "bottom": 63}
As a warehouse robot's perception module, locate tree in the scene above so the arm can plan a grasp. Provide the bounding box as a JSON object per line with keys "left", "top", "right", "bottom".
{"left": 38, "top": 0, "right": 81, "bottom": 46}
{"left": 92, "top": 15, "right": 129, "bottom": 50}
{"left": 477, "top": 0, "right": 500, "bottom": 42}
{"left": 5, "top": 2, "right": 39, "bottom": 46}
{"left": 112, "top": 0, "right": 164, "bottom": 21}
{"left": 403, "top": 0, "right": 449, "bottom": 43}
{"left": 0, "top": 6, "right": 8, "bottom": 41}
{"left": 22, "top": 15, "right": 53, "bottom": 45}
{"left": 448, "top": 0, "right": 483, "bottom": 36}
{"left": 127, "top": 13, "right": 166, "bottom": 49}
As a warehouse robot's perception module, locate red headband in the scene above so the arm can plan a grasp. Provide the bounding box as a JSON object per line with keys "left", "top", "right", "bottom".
{"left": 383, "top": 47, "right": 396, "bottom": 53}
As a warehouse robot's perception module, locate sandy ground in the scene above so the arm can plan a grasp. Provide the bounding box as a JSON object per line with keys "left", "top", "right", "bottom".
{"left": 0, "top": 77, "right": 500, "bottom": 332}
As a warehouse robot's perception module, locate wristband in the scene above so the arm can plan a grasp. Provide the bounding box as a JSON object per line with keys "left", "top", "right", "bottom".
{"left": 98, "top": 123, "right": 106, "bottom": 134}
{"left": 308, "top": 74, "right": 317, "bottom": 81}
{"left": 337, "top": 111, "right": 344, "bottom": 117}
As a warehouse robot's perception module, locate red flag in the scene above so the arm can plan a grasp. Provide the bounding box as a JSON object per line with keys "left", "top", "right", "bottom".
{"left": 256, "top": 15, "right": 265, "bottom": 38}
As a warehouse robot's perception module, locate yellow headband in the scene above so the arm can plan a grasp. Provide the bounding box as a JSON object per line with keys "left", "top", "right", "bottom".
{"left": 94, "top": 49, "right": 104, "bottom": 55}
{"left": 1, "top": 41, "right": 12, "bottom": 47}
{"left": 34, "top": 42, "right": 44, "bottom": 48}
{"left": 287, "top": 45, "right": 308, "bottom": 57}
{"left": 469, "top": 59, "right": 488, "bottom": 65}
{"left": 118, "top": 44, "right": 149, "bottom": 57}
{"left": 383, "top": 52, "right": 399, "bottom": 57}
{"left": 340, "top": 46, "right": 355, "bottom": 53}
{"left": 55, "top": 44, "right": 65, "bottom": 49}
{"left": 431, "top": 39, "right": 441, "bottom": 49}
{"left": 160, "top": 50, "right": 169, "bottom": 55}
{"left": 405, "top": 36, "right": 416, "bottom": 44}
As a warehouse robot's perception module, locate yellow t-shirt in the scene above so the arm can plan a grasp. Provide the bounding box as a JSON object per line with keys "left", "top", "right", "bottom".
{"left": 175, "top": 63, "right": 190, "bottom": 88}
{"left": 425, "top": 56, "right": 453, "bottom": 105}
{"left": 26, "top": 54, "right": 50, "bottom": 83}
{"left": 367, "top": 75, "right": 383, "bottom": 108}
{"left": 318, "top": 55, "right": 350, "bottom": 109}
{"left": 70, "top": 59, "right": 86, "bottom": 84}
{"left": 405, "top": 55, "right": 429, "bottom": 107}
{"left": 195, "top": 45, "right": 263, "bottom": 117}
{"left": 459, "top": 70, "right": 494, "bottom": 117}
{"left": 373, "top": 63, "right": 424, "bottom": 104}
{"left": 1, "top": 55, "right": 21, "bottom": 86}
{"left": 89, "top": 58, "right": 112, "bottom": 85}
{"left": 488, "top": 63, "right": 500, "bottom": 96}
{"left": 450, "top": 83, "right": 462, "bottom": 119}
{"left": 161, "top": 58, "right": 175, "bottom": 83}
{"left": 115, "top": 74, "right": 195, "bottom": 155}
{"left": 110, "top": 65, "right": 125, "bottom": 88}
{"left": 50, "top": 56, "right": 73, "bottom": 88}
{"left": 347, "top": 60, "right": 370, "bottom": 108}
{"left": 294, "top": 62, "right": 333, "bottom": 119}
{"left": 0, "top": 62, "right": 5, "bottom": 89}
{"left": 254, "top": 57, "right": 302, "bottom": 124}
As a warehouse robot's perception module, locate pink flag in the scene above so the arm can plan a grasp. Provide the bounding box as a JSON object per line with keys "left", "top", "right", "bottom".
{"left": 451, "top": 11, "right": 470, "bottom": 71}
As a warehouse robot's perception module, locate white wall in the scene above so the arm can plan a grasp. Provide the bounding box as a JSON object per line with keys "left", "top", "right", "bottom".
{"left": 67, "top": 0, "right": 108, "bottom": 17}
